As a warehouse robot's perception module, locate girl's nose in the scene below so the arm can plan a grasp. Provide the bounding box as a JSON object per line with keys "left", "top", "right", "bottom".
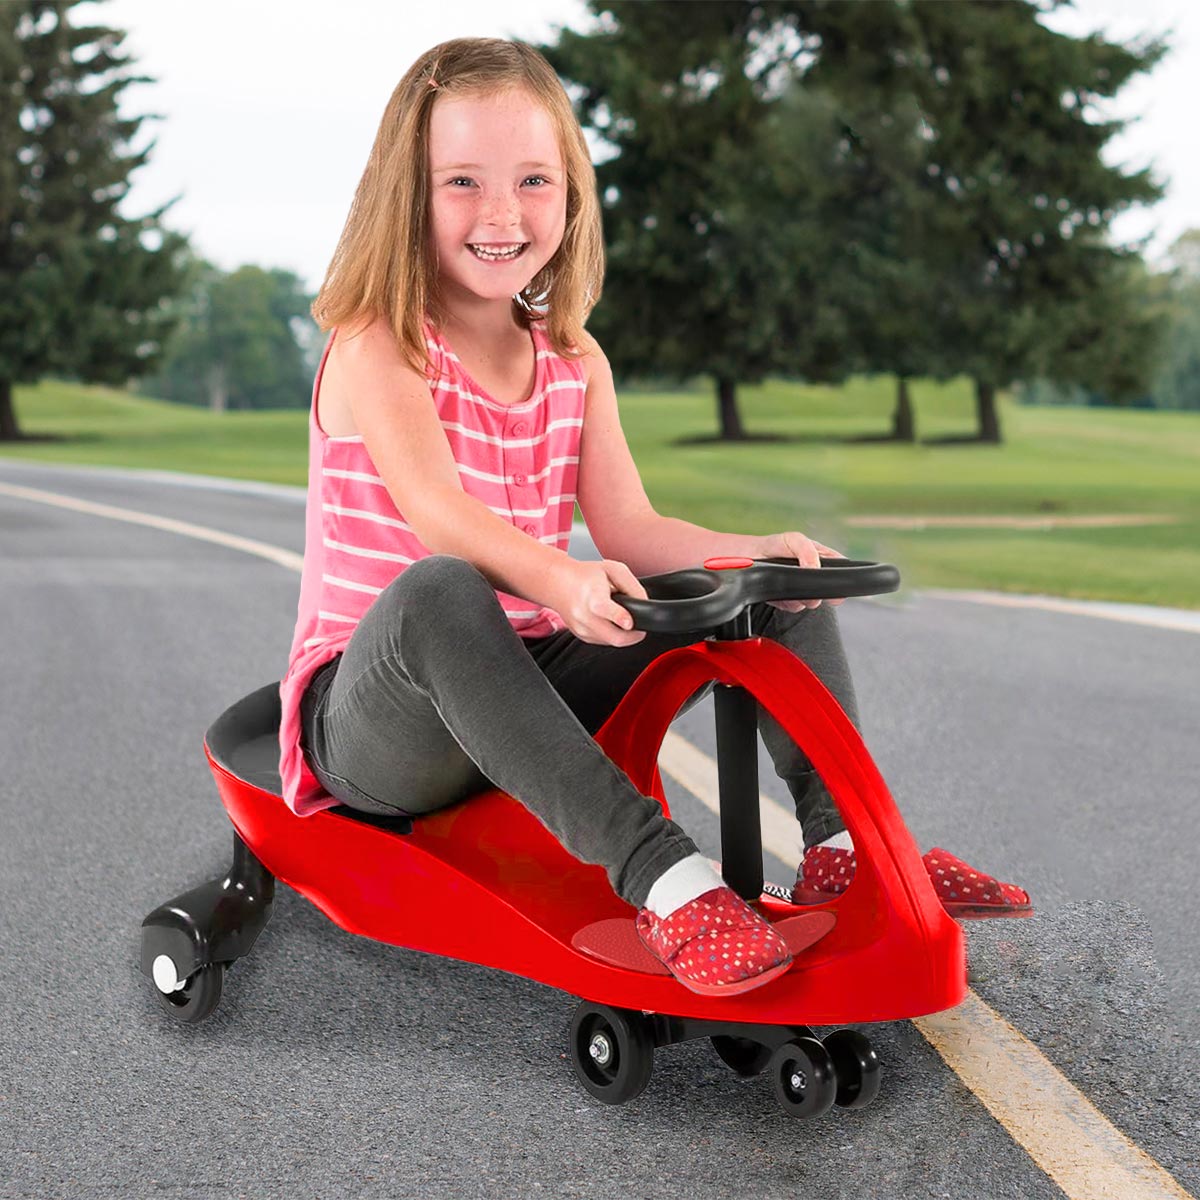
{"left": 481, "top": 188, "right": 520, "bottom": 227}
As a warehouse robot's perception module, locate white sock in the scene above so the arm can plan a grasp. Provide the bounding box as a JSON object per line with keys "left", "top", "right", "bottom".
{"left": 809, "top": 830, "right": 854, "bottom": 853}
{"left": 644, "top": 852, "right": 725, "bottom": 917}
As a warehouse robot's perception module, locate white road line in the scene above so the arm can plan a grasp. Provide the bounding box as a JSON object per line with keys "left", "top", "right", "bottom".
{"left": 2, "top": 477, "right": 1195, "bottom": 1200}
{"left": 922, "top": 588, "right": 1200, "bottom": 635}
{"left": 846, "top": 514, "right": 1179, "bottom": 529}
{"left": 7, "top": 461, "right": 1199, "bottom": 634}
{"left": 0, "top": 480, "right": 304, "bottom": 572}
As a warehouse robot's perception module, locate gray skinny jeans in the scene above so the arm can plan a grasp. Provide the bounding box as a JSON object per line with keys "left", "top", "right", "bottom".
{"left": 299, "top": 554, "right": 860, "bottom": 909}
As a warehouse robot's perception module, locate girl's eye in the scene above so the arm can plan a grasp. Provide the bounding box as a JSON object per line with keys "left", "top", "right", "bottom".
{"left": 523, "top": 175, "right": 548, "bottom": 187}
{"left": 448, "top": 177, "right": 474, "bottom": 187}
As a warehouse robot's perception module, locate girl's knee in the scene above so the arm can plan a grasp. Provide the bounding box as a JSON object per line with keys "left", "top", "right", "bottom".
{"left": 376, "top": 555, "right": 493, "bottom": 621}
{"left": 374, "top": 555, "right": 508, "bottom": 663}
{"left": 752, "top": 598, "right": 828, "bottom": 633}
{"left": 393, "top": 554, "right": 491, "bottom": 600}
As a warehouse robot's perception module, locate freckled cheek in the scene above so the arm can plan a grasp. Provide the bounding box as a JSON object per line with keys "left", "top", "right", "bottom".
{"left": 526, "top": 193, "right": 567, "bottom": 236}
{"left": 431, "top": 200, "right": 478, "bottom": 243}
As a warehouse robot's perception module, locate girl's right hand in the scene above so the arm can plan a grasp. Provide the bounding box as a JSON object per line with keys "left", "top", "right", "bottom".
{"left": 549, "top": 559, "right": 648, "bottom": 646}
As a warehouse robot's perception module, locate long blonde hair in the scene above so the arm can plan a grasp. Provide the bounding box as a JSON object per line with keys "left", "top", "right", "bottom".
{"left": 312, "top": 38, "right": 604, "bottom": 372}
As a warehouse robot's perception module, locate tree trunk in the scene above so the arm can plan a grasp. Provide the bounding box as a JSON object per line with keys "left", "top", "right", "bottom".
{"left": 0, "top": 378, "right": 21, "bottom": 441}
{"left": 208, "top": 361, "right": 228, "bottom": 414}
{"left": 975, "top": 379, "right": 1002, "bottom": 443}
{"left": 891, "top": 376, "right": 916, "bottom": 441}
{"left": 716, "top": 376, "right": 745, "bottom": 440}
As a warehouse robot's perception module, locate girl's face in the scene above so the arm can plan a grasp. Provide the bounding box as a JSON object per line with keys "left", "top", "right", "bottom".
{"left": 427, "top": 88, "right": 567, "bottom": 313}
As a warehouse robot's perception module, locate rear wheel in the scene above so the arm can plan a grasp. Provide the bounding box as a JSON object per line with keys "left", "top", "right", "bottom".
{"left": 153, "top": 960, "right": 224, "bottom": 1025}
{"left": 824, "top": 1028, "right": 881, "bottom": 1109}
{"left": 769, "top": 1036, "right": 837, "bottom": 1119}
{"left": 569, "top": 1002, "right": 654, "bottom": 1104}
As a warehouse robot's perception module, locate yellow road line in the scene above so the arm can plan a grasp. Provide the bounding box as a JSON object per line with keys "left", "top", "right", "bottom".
{"left": 914, "top": 995, "right": 1195, "bottom": 1200}
{"left": 3, "top": 477, "right": 1194, "bottom": 1200}
{"left": 655, "top": 734, "right": 1194, "bottom": 1200}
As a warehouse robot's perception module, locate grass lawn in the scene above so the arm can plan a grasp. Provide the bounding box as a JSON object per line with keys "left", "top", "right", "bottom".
{"left": 3, "top": 373, "right": 1198, "bottom": 610}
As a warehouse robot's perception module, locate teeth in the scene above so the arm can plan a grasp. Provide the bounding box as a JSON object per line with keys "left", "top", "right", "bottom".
{"left": 470, "top": 244, "right": 525, "bottom": 261}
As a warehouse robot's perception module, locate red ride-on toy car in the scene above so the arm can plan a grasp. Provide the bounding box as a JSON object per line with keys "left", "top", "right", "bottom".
{"left": 140, "top": 557, "right": 966, "bottom": 1117}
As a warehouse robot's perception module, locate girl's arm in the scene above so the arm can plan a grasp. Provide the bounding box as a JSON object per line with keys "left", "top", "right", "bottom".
{"left": 577, "top": 341, "right": 764, "bottom": 577}
{"left": 576, "top": 339, "right": 843, "bottom": 612}
{"left": 343, "top": 317, "right": 574, "bottom": 607}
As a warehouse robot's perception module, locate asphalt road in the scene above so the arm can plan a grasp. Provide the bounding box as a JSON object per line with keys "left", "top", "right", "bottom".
{"left": 1, "top": 458, "right": 1196, "bottom": 1200}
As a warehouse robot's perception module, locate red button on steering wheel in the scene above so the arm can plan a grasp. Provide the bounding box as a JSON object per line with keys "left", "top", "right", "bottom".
{"left": 703, "top": 556, "right": 755, "bottom": 570}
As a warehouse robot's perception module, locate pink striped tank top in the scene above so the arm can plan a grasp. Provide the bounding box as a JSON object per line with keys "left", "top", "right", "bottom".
{"left": 277, "top": 317, "right": 586, "bottom": 816}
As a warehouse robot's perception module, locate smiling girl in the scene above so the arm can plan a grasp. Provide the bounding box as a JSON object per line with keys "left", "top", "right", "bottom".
{"left": 277, "top": 38, "right": 1030, "bottom": 1003}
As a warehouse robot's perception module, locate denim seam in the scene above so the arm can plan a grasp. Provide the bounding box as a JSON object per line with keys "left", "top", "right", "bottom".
{"left": 320, "top": 650, "right": 427, "bottom": 724}
{"left": 309, "top": 757, "right": 407, "bottom": 815}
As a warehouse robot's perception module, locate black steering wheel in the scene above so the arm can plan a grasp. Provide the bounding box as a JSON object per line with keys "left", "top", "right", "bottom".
{"left": 615, "top": 556, "right": 900, "bottom": 635}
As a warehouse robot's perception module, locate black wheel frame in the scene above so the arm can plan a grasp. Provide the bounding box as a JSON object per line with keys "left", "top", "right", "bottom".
{"left": 768, "top": 1036, "right": 838, "bottom": 1119}
{"left": 824, "top": 1028, "right": 882, "bottom": 1109}
{"left": 569, "top": 1002, "right": 654, "bottom": 1104}
{"left": 711, "top": 1034, "right": 773, "bottom": 1077}
{"left": 154, "top": 962, "right": 224, "bottom": 1025}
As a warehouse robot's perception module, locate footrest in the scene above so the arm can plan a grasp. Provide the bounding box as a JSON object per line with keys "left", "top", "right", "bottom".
{"left": 571, "top": 910, "right": 837, "bottom": 975}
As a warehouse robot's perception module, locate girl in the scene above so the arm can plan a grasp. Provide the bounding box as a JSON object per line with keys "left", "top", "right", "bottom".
{"left": 278, "top": 38, "right": 1030, "bottom": 1000}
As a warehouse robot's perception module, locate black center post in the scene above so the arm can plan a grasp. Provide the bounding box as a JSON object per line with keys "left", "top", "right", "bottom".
{"left": 619, "top": 556, "right": 900, "bottom": 905}
{"left": 711, "top": 608, "right": 763, "bottom": 900}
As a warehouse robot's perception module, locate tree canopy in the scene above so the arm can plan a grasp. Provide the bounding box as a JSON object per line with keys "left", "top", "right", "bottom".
{"left": 539, "top": 0, "right": 1170, "bottom": 443}
{"left": 141, "top": 260, "right": 316, "bottom": 411}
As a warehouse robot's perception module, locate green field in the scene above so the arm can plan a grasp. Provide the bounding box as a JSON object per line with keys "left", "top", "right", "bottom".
{"left": 3, "top": 374, "right": 1198, "bottom": 610}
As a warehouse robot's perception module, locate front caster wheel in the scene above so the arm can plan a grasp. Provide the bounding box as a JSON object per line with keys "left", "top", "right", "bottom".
{"left": 569, "top": 1002, "right": 654, "bottom": 1104}
{"left": 768, "top": 1036, "right": 837, "bottom": 1119}
{"left": 711, "top": 1035, "right": 772, "bottom": 1077}
{"left": 153, "top": 960, "right": 224, "bottom": 1024}
{"left": 824, "top": 1028, "right": 881, "bottom": 1109}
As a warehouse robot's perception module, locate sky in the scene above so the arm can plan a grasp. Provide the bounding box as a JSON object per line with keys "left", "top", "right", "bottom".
{"left": 75, "top": 0, "right": 1198, "bottom": 295}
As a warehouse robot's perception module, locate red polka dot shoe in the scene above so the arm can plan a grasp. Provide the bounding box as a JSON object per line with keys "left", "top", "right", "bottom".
{"left": 788, "top": 845, "right": 1033, "bottom": 919}
{"left": 636, "top": 886, "right": 794, "bottom": 997}
{"left": 922, "top": 848, "right": 1033, "bottom": 918}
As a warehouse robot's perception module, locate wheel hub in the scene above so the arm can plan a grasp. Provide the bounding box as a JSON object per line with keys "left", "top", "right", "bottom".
{"left": 589, "top": 1032, "right": 613, "bottom": 1067}
{"left": 151, "top": 954, "right": 186, "bottom": 994}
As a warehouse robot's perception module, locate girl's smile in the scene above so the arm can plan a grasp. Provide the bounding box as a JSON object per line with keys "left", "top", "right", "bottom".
{"left": 467, "top": 241, "right": 530, "bottom": 262}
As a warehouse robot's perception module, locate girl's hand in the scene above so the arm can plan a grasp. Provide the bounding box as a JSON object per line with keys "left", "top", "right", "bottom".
{"left": 548, "top": 558, "right": 649, "bottom": 646}
{"left": 753, "top": 531, "right": 846, "bottom": 612}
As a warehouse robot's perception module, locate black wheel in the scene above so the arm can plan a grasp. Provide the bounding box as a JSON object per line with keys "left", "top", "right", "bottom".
{"left": 823, "top": 1029, "right": 882, "bottom": 1109}
{"left": 768, "top": 1036, "right": 837, "bottom": 1119}
{"left": 569, "top": 1002, "right": 654, "bottom": 1104}
{"left": 711, "top": 1035, "right": 772, "bottom": 1077}
{"left": 153, "top": 961, "right": 224, "bottom": 1025}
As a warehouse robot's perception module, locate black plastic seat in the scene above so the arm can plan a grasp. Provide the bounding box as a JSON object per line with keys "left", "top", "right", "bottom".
{"left": 205, "top": 683, "right": 413, "bottom": 834}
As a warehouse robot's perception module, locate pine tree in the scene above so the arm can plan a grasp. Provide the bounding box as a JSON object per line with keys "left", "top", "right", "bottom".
{"left": 541, "top": 1, "right": 1169, "bottom": 445}
{"left": 542, "top": 2, "right": 863, "bottom": 440}
{"left": 0, "top": 0, "right": 189, "bottom": 441}
{"left": 901, "top": 0, "right": 1168, "bottom": 441}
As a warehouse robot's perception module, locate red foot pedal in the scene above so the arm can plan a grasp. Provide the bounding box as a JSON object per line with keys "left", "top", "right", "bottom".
{"left": 572, "top": 910, "right": 836, "bottom": 974}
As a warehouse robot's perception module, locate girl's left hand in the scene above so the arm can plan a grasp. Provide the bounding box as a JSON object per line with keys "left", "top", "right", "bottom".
{"left": 753, "top": 531, "right": 846, "bottom": 612}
